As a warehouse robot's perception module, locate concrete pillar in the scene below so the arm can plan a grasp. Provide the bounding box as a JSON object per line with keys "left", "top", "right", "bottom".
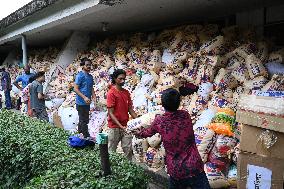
{"left": 21, "top": 35, "right": 28, "bottom": 66}
{"left": 2, "top": 50, "right": 17, "bottom": 67}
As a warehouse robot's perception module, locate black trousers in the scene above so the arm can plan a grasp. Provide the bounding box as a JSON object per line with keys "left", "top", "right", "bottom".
{"left": 76, "top": 105, "right": 90, "bottom": 138}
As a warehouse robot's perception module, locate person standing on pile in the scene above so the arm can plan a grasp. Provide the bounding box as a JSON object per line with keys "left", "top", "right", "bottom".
{"left": 74, "top": 58, "right": 96, "bottom": 139}
{"left": 134, "top": 88, "right": 210, "bottom": 189}
{"left": 29, "top": 71, "right": 49, "bottom": 121}
{"left": 107, "top": 69, "right": 138, "bottom": 160}
{"left": 1, "top": 67, "right": 12, "bottom": 109}
{"left": 14, "top": 65, "right": 35, "bottom": 110}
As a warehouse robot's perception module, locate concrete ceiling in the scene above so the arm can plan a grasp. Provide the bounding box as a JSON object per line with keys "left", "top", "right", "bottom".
{"left": 1, "top": 0, "right": 284, "bottom": 52}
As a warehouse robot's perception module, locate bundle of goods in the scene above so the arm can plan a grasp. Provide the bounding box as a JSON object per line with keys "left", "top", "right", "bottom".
{"left": 195, "top": 108, "right": 239, "bottom": 188}
{"left": 37, "top": 23, "right": 284, "bottom": 188}
{"left": 28, "top": 47, "right": 60, "bottom": 73}
{"left": 127, "top": 111, "right": 164, "bottom": 169}
{"left": 47, "top": 73, "right": 74, "bottom": 99}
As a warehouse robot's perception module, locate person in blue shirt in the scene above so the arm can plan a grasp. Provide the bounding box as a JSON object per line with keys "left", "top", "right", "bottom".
{"left": 74, "top": 58, "right": 96, "bottom": 138}
{"left": 1, "top": 67, "right": 12, "bottom": 109}
{"left": 13, "top": 65, "right": 35, "bottom": 110}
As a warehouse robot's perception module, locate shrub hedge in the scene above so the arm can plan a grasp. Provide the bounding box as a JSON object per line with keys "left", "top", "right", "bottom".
{"left": 0, "top": 110, "right": 148, "bottom": 189}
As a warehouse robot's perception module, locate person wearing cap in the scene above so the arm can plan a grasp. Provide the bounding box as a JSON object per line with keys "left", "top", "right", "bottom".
{"left": 14, "top": 65, "right": 35, "bottom": 110}
{"left": 1, "top": 67, "right": 12, "bottom": 109}
{"left": 73, "top": 57, "right": 96, "bottom": 139}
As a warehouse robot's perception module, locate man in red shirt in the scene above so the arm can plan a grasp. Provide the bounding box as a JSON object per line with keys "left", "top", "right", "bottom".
{"left": 135, "top": 88, "right": 210, "bottom": 189}
{"left": 107, "top": 69, "right": 137, "bottom": 160}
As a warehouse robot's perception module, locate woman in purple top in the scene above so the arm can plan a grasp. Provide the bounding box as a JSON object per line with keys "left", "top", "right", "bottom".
{"left": 135, "top": 88, "right": 210, "bottom": 189}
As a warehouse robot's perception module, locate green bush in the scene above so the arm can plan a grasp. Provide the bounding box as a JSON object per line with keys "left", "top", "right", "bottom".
{"left": 0, "top": 110, "right": 148, "bottom": 189}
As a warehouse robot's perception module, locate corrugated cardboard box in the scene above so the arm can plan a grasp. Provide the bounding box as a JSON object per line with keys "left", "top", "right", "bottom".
{"left": 238, "top": 152, "right": 284, "bottom": 189}
{"left": 236, "top": 110, "right": 284, "bottom": 133}
{"left": 240, "top": 124, "right": 284, "bottom": 159}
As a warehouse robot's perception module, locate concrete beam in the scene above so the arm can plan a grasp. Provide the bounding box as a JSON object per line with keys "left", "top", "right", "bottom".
{"left": 0, "top": 0, "right": 60, "bottom": 30}
{"left": 0, "top": 0, "right": 105, "bottom": 45}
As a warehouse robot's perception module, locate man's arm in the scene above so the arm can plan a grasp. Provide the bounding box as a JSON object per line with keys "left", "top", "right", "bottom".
{"left": 37, "top": 84, "right": 45, "bottom": 100}
{"left": 13, "top": 76, "right": 23, "bottom": 90}
{"left": 134, "top": 118, "right": 159, "bottom": 138}
{"left": 129, "top": 107, "right": 138, "bottom": 119}
{"left": 108, "top": 107, "right": 125, "bottom": 129}
{"left": 73, "top": 84, "right": 91, "bottom": 104}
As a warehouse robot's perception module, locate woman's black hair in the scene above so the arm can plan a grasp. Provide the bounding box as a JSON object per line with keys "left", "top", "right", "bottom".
{"left": 111, "top": 69, "right": 126, "bottom": 84}
{"left": 34, "top": 71, "right": 45, "bottom": 79}
{"left": 80, "top": 57, "right": 91, "bottom": 66}
{"left": 161, "top": 88, "right": 181, "bottom": 112}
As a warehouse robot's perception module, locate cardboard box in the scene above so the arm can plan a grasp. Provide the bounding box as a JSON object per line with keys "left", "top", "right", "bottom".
{"left": 236, "top": 110, "right": 284, "bottom": 133}
{"left": 240, "top": 124, "right": 284, "bottom": 159}
{"left": 238, "top": 152, "right": 284, "bottom": 189}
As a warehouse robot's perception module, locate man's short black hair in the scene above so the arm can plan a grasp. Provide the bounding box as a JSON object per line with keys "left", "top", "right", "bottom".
{"left": 34, "top": 71, "right": 45, "bottom": 79}
{"left": 28, "top": 75, "right": 36, "bottom": 83}
{"left": 111, "top": 69, "right": 126, "bottom": 84}
{"left": 80, "top": 57, "right": 91, "bottom": 66}
{"left": 161, "top": 88, "right": 181, "bottom": 112}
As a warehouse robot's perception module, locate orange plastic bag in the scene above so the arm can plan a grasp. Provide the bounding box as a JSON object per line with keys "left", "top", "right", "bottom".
{"left": 208, "top": 123, "right": 234, "bottom": 136}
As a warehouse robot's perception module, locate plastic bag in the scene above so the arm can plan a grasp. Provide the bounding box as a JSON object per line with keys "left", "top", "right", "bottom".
{"left": 126, "top": 111, "right": 163, "bottom": 132}
{"left": 148, "top": 50, "right": 162, "bottom": 73}
{"left": 59, "top": 107, "right": 79, "bottom": 131}
{"left": 188, "top": 93, "right": 209, "bottom": 119}
{"left": 227, "top": 164, "right": 237, "bottom": 187}
{"left": 208, "top": 108, "right": 236, "bottom": 136}
{"left": 232, "top": 63, "right": 250, "bottom": 83}
{"left": 208, "top": 123, "right": 234, "bottom": 136}
{"left": 214, "top": 68, "right": 238, "bottom": 90}
{"left": 204, "top": 162, "right": 230, "bottom": 189}
{"left": 197, "top": 129, "right": 217, "bottom": 162}
{"left": 245, "top": 54, "right": 267, "bottom": 79}
{"left": 265, "top": 62, "right": 284, "bottom": 77}
{"left": 209, "top": 94, "right": 229, "bottom": 109}
{"left": 51, "top": 98, "right": 65, "bottom": 109}
{"left": 133, "top": 85, "right": 149, "bottom": 108}
{"left": 88, "top": 111, "right": 107, "bottom": 139}
{"left": 162, "top": 49, "right": 175, "bottom": 64}
{"left": 262, "top": 74, "right": 284, "bottom": 91}
{"left": 145, "top": 147, "right": 165, "bottom": 172}
{"left": 169, "top": 31, "right": 184, "bottom": 51}
{"left": 200, "top": 36, "right": 224, "bottom": 55}
{"left": 147, "top": 133, "right": 162, "bottom": 148}
{"left": 197, "top": 82, "right": 213, "bottom": 100}
{"left": 243, "top": 76, "right": 268, "bottom": 90}
{"left": 132, "top": 136, "right": 149, "bottom": 163}
{"left": 208, "top": 135, "right": 237, "bottom": 171}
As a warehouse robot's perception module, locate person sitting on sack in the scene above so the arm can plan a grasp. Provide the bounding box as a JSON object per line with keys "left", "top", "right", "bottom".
{"left": 29, "top": 71, "right": 49, "bottom": 121}
{"left": 134, "top": 88, "right": 210, "bottom": 189}
{"left": 74, "top": 58, "right": 96, "bottom": 139}
{"left": 107, "top": 69, "right": 138, "bottom": 160}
